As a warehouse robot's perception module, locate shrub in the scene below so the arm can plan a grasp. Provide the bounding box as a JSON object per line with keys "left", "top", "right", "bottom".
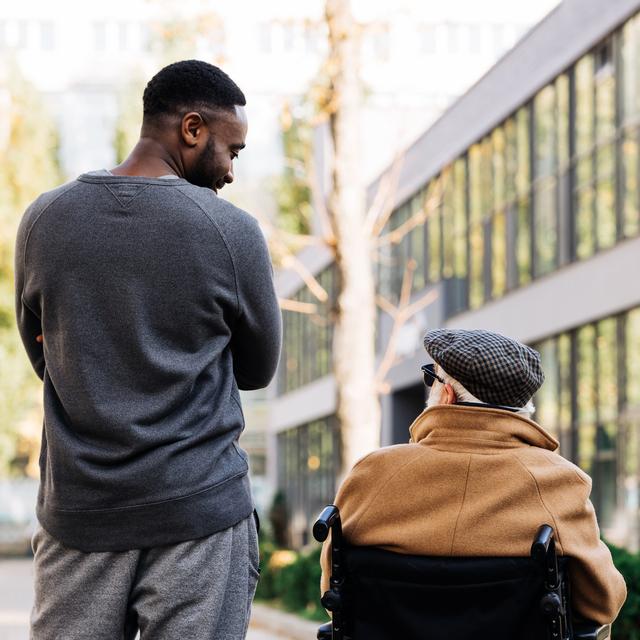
{"left": 608, "top": 541, "right": 640, "bottom": 640}
{"left": 255, "top": 538, "right": 327, "bottom": 621}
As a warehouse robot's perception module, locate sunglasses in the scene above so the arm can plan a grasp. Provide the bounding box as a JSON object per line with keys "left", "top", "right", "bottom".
{"left": 421, "top": 364, "right": 445, "bottom": 388}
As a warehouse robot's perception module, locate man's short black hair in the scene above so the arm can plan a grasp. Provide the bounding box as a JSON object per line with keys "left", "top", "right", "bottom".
{"left": 143, "top": 59, "right": 246, "bottom": 120}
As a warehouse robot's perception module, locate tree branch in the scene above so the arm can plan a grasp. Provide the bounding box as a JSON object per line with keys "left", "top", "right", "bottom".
{"left": 250, "top": 210, "right": 330, "bottom": 303}
{"left": 374, "top": 260, "right": 439, "bottom": 390}
{"left": 367, "top": 151, "right": 405, "bottom": 237}
{"left": 374, "top": 170, "right": 449, "bottom": 248}
{"left": 278, "top": 298, "right": 318, "bottom": 314}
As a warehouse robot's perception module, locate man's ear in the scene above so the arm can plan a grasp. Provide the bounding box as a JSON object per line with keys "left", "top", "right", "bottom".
{"left": 181, "top": 112, "right": 205, "bottom": 146}
{"left": 441, "top": 383, "right": 456, "bottom": 405}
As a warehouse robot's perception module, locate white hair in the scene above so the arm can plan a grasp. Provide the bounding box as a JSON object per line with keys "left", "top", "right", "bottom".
{"left": 427, "top": 365, "right": 535, "bottom": 419}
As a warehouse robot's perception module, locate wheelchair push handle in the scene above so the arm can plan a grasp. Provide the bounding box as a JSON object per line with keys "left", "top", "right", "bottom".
{"left": 531, "top": 524, "right": 554, "bottom": 560}
{"left": 313, "top": 505, "right": 342, "bottom": 542}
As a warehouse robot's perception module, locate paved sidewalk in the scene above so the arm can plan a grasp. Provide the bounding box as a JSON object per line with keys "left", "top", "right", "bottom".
{"left": 0, "top": 558, "right": 318, "bottom": 640}
{"left": 250, "top": 602, "right": 320, "bottom": 640}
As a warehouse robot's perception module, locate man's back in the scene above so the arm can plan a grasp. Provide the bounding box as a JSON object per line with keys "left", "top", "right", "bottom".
{"left": 321, "top": 404, "right": 627, "bottom": 625}
{"left": 15, "top": 171, "right": 281, "bottom": 551}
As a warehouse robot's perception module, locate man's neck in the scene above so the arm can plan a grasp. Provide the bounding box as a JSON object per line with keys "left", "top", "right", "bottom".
{"left": 111, "top": 137, "right": 183, "bottom": 179}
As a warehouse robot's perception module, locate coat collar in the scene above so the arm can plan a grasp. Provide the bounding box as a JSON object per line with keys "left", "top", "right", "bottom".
{"left": 408, "top": 404, "right": 559, "bottom": 452}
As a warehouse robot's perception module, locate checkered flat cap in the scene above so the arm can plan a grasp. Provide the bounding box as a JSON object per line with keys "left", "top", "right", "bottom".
{"left": 423, "top": 328, "right": 544, "bottom": 408}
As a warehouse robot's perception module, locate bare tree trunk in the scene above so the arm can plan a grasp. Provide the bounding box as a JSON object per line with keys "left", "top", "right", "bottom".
{"left": 325, "top": 0, "right": 380, "bottom": 475}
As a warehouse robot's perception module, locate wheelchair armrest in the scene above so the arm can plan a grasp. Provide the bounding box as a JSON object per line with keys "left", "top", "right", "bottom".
{"left": 573, "top": 622, "right": 610, "bottom": 640}
{"left": 317, "top": 621, "right": 332, "bottom": 640}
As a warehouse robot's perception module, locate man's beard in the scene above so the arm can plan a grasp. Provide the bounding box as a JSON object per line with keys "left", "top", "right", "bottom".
{"left": 188, "top": 137, "right": 218, "bottom": 189}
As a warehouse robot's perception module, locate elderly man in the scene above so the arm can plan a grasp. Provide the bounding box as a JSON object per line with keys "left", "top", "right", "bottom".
{"left": 321, "top": 329, "right": 626, "bottom": 626}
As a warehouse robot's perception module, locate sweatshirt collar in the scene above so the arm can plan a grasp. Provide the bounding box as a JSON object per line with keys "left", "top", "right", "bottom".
{"left": 408, "top": 404, "right": 559, "bottom": 452}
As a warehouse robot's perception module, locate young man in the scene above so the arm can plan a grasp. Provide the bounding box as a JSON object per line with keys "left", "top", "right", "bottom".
{"left": 15, "top": 60, "right": 282, "bottom": 639}
{"left": 321, "top": 329, "right": 626, "bottom": 626}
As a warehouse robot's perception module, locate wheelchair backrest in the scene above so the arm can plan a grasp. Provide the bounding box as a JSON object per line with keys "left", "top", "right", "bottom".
{"left": 342, "top": 546, "right": 570, "bottom": 640}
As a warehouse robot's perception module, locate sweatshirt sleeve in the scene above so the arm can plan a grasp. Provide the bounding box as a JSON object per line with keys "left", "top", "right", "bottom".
{"left": 228, "top": 215, "right": 282, "bottom": 390}
{"left": 14, "top": 199, "right": 45, "bottom": 381}
{"left": 535, "top": 458, "right": 627, "bottom": 624}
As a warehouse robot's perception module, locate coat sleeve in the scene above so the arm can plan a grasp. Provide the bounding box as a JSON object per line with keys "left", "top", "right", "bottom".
{"left": 227, "top": 216, "right": 282, "bottom": 391}
{"left": 320, "top": 452, "right": 380, "bottom": 596}
{"left": 14, "top": 200, "right": 45, "bottom": 381}
{"left": 535, "top": 459, "right": 627, "bottom": 624}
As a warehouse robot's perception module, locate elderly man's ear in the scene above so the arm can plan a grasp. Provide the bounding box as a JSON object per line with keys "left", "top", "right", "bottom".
{"left": 440, "top": 383, "right": 456, "bottom": 405}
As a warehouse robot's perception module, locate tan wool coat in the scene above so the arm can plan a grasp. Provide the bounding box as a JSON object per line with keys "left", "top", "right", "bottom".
{"left": 320, "top": 404, "right": 627, "bottom": 625}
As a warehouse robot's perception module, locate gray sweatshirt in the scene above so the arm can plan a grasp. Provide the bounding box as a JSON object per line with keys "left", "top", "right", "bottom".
{"left": 14, "top": 171, "right": 282, "bottom": 551}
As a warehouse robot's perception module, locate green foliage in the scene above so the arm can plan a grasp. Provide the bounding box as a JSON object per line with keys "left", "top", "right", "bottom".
{"left": 274, "top": 546, "right": 324, "bottom": 618}
{"left": 608, "top": 541, "right": 640, "bottom": 640}
{"left": 272, "top": 101, "right": 313, "bottom": 236}
{"left": 254, "top": 538, "right": 278, "bottom": 600}
{"left": 113, "top": 79, "right": 145, "bottom": 164}
{"left": 255, "top": 534, "right": 328, "bottom": 622}
{"left": 0, "top": 64, "right": 62, "bottom": 476}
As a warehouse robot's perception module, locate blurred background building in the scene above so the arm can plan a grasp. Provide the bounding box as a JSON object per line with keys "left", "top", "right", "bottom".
{"left": 271, "top": 0, "right": 640, "bottom": 551}
{"left": 0, "top": 0, "right": 561, "bottom": 540}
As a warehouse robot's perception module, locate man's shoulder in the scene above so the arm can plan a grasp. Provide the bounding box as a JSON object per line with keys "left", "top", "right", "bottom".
{"left": 19, "top": 179, "right": 82, "bottom": 233}
{"left": 175, "top": 184, "right": 257, "bottom": 226}
{"left": 350, "top": 443, "right": 425, "bottom": 474}
{"left": 515, "top": 445, "right": 592, "bottom": 489}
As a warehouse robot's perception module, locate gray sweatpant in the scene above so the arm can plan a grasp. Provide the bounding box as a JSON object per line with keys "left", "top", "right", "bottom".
{"left": 30, "top": 515, "right": 260, "bottom": 640}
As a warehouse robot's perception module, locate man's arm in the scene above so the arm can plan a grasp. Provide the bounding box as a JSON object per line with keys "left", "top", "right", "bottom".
{"left": 320, "top": 451, "right": 381, "bottom": 596}
{"left": 229, "top": 216, "right": 282, "bottom": 390}
{"left": 536, "top": 458, "right": 627, "bottom": 624}
{"left": 14, "top": 203, "right": 45, "bottom": 381}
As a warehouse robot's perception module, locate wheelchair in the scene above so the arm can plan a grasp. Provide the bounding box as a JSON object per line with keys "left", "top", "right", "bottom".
{"left": 313, "top": 505, "right": 611, "bottom": 640}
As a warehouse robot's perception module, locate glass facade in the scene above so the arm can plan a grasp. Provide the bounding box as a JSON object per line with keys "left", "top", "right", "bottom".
{"left": 275, "top": 12, "right": 640, "bottom": 550}
{"left": 278, "top": 265, "right": 338, "bottom": 394}
{"left": 280, "top": 7, "right": 640, "bottom": 394}
{"left": 377, "top": 17, "right": 640, "bottom": 312}
{"left": 533, "top": 306, "right": 640, "bottom": 550}
{"left": 276, "top": 415, "right": 340, "bottom": 545}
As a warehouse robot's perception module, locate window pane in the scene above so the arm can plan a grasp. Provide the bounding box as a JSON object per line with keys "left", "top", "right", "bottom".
{"left": 622, "top": 130, "right": 640, "bottom": 237}
{"left": 480, "top": 137, "right": 493, "bottom": 218}
{"left": 597, "top": 318, "right": 618, "bottom": 424}
{"left": 442, "top": 167, "right": 455, "bottom": 279}
{"left": 575, "top": 55, "right": 594, "bottom": 158}
{"left": 595, "top": 317, "right": 618, "bottom": 527}
{"left": 533, "top": 81, "right": 559, "bottom": 277}
{"left": 504, "top": 117, "right": 518, "bottom": 203}
{"left": 575, "top": 171, "right": 595, "bottom": 260}
{"left": 492, "top": 127, "right": 506, "bottom": 209}
{"left": 516, "top": 107, "right": 530, "bottom": 195}
{"left": 534, "top": 176, "right": 558, "bottom": 276}
{"left": 627, "top": 308, "right": 640, "bottom": 407}
{"left": 410, "top": 193, "right": 426, "bottom": 290}
{"left": 535, "top": 339, "right": 559, "bottom": 436}
{"left": 516, "top": 197, "right": 531, "bottom": 286}
{"left": 557, "top": 333, "right": 572, "bottom": 457}
{"left": 596, "top": 175, "right": 616, "bottom": 250}
{"left": 621, "top": 308, "right": 640, "bottom": 550}
{"left": 535, "top": 84, "right": 557, "bottom": 178}
{"left": 468, "top": 145, "right": 484, "bottom": 307}
{"left": 595, "top": 41, "right": 616, "bottom": 143}
{"left": 426, "top": 180, "right": 442, "bottom": 283}
{"left": 623, "top": 16, "right": 640, "bottom": 125}
{"left": 491, "top": 209, "right": 506, "bottom": 298}
{"left": 453, "top": 158, "right": 468, "bottom": 280}
{"left": 577, "top": 324, "right": 597, "bottom": 474}
{"left": 557, "top": 74, "right": 570, "bottom": 171}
